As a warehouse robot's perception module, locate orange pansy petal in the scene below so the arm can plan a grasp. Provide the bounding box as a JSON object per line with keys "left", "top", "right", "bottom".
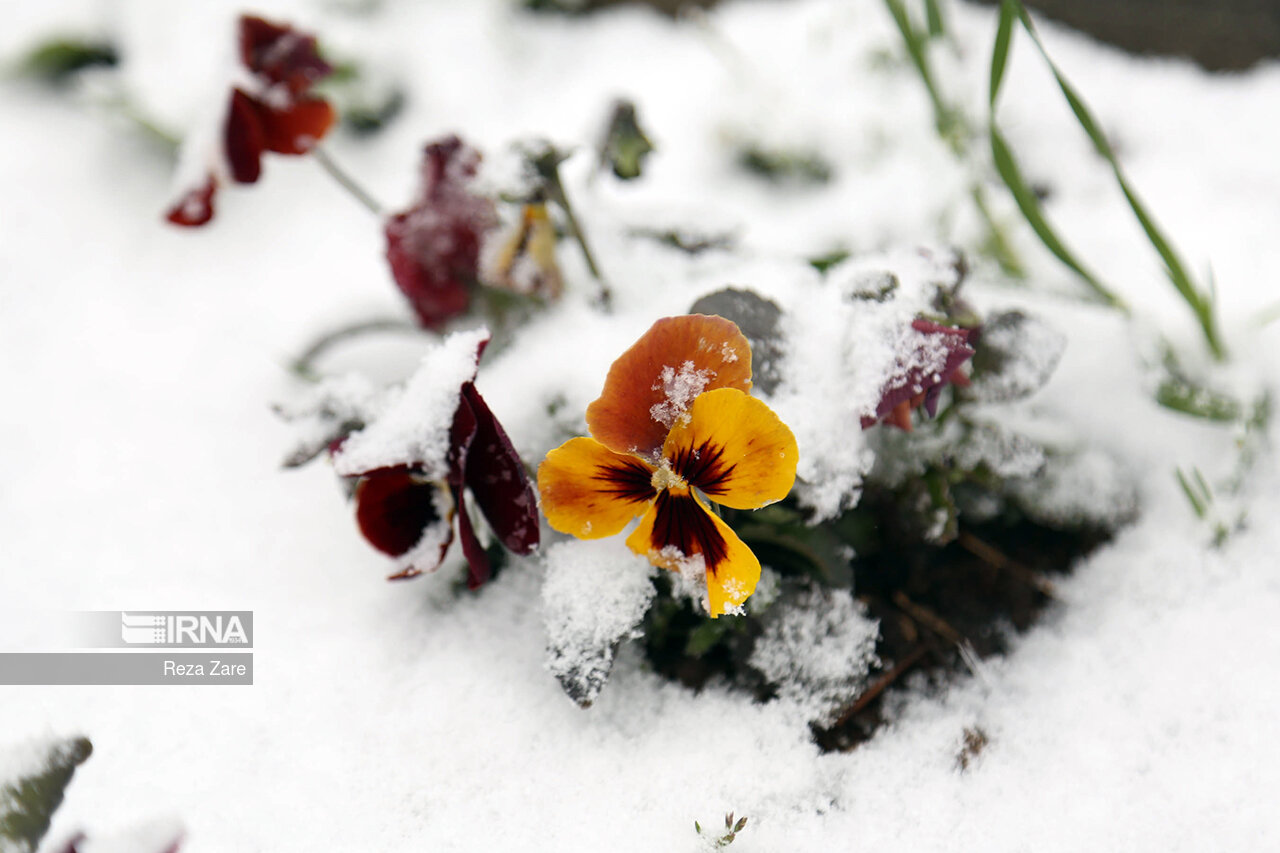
{"left": 663, "top": 388, "right": 798, "bottom": 510}
{"left": 257, "top": 96, "right": 335, "bottom": 155}
{"left": 538, "top": 437, "right": 654, "bottom": 539}
{"left": 625, "top": 490, "right": 762, "bottom": 618}
{"left": 586, "top": 315, "right": 753, "bottom": 459}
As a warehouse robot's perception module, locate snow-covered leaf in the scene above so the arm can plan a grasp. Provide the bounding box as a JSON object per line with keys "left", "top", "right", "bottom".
{"left": 0, "top": 736, "right": 92, "bottom": 853}
{"left": 542, "top": 540, "right": 656, "bottom": 707}
{"left": 968, "top": 310, "right": 1066, "bottom": 403}
{"left": 749, "top": 584, "right": 879, "bottom": 725}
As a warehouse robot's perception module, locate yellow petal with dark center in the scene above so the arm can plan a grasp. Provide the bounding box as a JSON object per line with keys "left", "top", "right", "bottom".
{"left": 538, "top": 437, "right": 655, "bottom": 539}
{"left": 625, "top": 489, "right": 762, "bottom": 618}
{"left": 586, "top": 315, "right": 753, "bottom": 459}
{"left": 662, "top": 387, "right": 798, "bottom": 510}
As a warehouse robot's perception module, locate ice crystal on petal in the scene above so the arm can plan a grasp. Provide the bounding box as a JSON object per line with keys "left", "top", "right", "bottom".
{"left": 649, "top": 361, "right": 714, "bottom": 429}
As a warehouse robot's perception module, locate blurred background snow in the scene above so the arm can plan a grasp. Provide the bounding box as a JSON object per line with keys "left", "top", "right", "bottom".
{"left": 1, "top": 0, "right": 1278, "bottom": 849}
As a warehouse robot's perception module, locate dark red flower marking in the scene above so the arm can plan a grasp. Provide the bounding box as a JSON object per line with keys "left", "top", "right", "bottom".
{"left": 355, "top": 469, "right": 445, "bottom": 557}
{"left": 668, "top": 439, "right": 736, "bottom": 497}
{"left": 165, "top": 14, "right": 335, "bottom": 227}
{"left": 648, "top": 490, "right": 730, "bottom": 577}
{"left": 383, "top": 136, "right": 499, "bottom": 329}
{"left": 591, "top": 456, "right": 655, "bottom": 504}
{"left": 862, "top": 318, "right": 975, "bottom": 432}
{"left": 345, "top": 334, "right": 538, "bottom": 588}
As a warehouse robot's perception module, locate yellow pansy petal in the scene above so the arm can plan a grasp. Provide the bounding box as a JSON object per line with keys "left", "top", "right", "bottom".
{"left": 538, "top": 437, "right": 654, "bottom": 539}
{"left": 586, "top": 314, "right": 753, "bottom": 459}
{"left": 625, "top": 490, "right": 762, "bottom": 618}
{"left": 662, "top": 387, "right": 798, "bottom": 510}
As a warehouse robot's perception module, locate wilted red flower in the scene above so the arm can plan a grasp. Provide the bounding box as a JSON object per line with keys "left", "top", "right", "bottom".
{"left": 862, "top": 318, "right": 975, "bottom": 432}
{"left": 335, "top": 331, "right": 539, "bottom": 587}
{"left": 384, "top": 136, "right": 500, "bottom": 330}
{"left": 165, "top": 14, "right": 336, "bottom": 227}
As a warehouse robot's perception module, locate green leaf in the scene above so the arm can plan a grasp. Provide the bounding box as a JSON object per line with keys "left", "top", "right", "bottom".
{"left": 17, "top": 38, "right": 117, "bottom": 84}
{"left": 1175, "top": 469, "right": 1207, "bottom": 518}
{"left": 925, "top": 0, "right": 946, "bottom": 39}
{"left": 1156, "top": 376, "right": 1241, "bottom": 422}
{"left": 0, "top": 737, "right": 93, "bottom": 852}
{"left": 684, "top": 620, "right": 729, "bottom": 658}
{"left": 809, "top": 249, "right": 852, "bottom": 275}
{"left": 989, "top": 0, "right": 1015, "bottom": 107}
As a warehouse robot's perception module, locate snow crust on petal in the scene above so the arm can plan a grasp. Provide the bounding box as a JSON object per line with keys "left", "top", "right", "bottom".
{"left": 333, "top": 328, "right": 488, "bottom": 480}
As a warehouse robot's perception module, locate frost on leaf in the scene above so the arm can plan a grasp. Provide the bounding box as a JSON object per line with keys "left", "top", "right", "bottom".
{"left": 0, "top": 735, "right": 92, "bottom": 853}
{"left": 273, "top": 373, "right": 383, "bottom": 468}
{"left": 967, "top": 311, "right": 1066, "bottom": 403}
{"left": 1008, "top": 447, "right": 1138, "bottom": 531}
{"left": 542, "top": 540, "right": 656, "bottom": 707}
{"left": 688, "top": 289, "right": 786, "bottom": 395}
{"left": 749, "top": 584, "right": 879, "bottom": 725}
{"left": 953, "top": 422, "right": 1046, "bottom": 481}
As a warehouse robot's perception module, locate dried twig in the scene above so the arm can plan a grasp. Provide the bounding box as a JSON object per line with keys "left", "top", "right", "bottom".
{"left": 891, "top": 591, "right": 966, "bottom": 646}
{"left": 957, "top": 530, "right": 1057, "bottom": 597}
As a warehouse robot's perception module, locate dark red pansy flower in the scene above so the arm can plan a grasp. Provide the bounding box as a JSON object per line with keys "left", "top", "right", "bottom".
{"left": 166, "top": 175, "right": 218, "bottom": 227}
{"left": 384, "top": 136, "right": 500, "bottom": 330}
{"left": 165, "top": 14, "right": 335, "bottom": 227}
{"left": 342, "top": 333, "right": 539, "bottom": 587}
{"left": 862, "top": 318, "right": 975, "bottom": 432}
{"left": 238, "top": 14, "right": 332, "bottom": 96}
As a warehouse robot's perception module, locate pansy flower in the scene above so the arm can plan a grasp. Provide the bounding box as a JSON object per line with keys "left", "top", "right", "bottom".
{"left": 862, "top": 318, "right": 975, "bottom": 431}
{"left": 481, "top": 200, "right": 564, "bottom": 302}
{"left": 165, "top": 14, "right": 336, "bottom": 227}
{"left": 330, "top": 329, "right": 539, "bottom": 586}
{"left": 538, "top": 315, "right": 798, "bottom": 617}
{"left": 384, "top": 136, "right": 502, "bottom": 330}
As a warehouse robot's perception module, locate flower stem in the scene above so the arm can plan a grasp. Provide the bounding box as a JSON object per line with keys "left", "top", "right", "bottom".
{"left": 530, "top": 146, "right": 613, "bottom": 310}
{"left": 290, "top": 317, "right": 420, "bottom": 379}
{"left": 312, "top": 146, "right": 384, "bottom": 217}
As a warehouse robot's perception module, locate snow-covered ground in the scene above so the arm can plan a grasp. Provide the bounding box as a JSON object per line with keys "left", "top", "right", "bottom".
{"left": 2, "top": 0, "right": 1278, "bottom": 849}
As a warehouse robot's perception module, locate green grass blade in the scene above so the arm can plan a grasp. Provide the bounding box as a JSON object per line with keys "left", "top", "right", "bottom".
{"left": 1009, "top": 0, "right": 1225, "bottom": 358}
{"left": 989, "top": 0, "right": 1015, "bottom": 106}
{"left": 989, "top": 126, "right": 1123, "bottom": 307}
{"left": 1175, "top": 469, "right": 1207, "bottom": 518}
{"left": 925, "top": 0, "right": 946, "bottom": 38}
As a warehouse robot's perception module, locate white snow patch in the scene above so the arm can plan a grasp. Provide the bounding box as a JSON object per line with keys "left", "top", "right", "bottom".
{"left": 332, "top": 328, "right": 487, "bottom": 479}
{"left": 542, "top": 539, "right": 656, "bottom": 705}
{"left": 751, "top": 585, "right": 879, "bottom": 724}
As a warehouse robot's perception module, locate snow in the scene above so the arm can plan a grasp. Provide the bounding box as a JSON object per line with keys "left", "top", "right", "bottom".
{"left": 541, "top": 539, "right": 656, "bottom": 706}
{"left": 331, "top": 327, "right": 487, "bottom": 479}
{"left": 749, "top": 585, "right": 879, "bottom": 725}
{"left": 649, "top": 360, "right": 714, "bottom": 429}
{"left": 1, "top": 0, "right": 1279, "bottom": 850}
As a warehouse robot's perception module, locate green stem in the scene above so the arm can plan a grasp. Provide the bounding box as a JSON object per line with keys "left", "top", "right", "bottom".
{"left": 313, "top": 146, "right": 384, "bottom": 217}
{"left": 290, "top": 317, "right": 421, "bottom": 379}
